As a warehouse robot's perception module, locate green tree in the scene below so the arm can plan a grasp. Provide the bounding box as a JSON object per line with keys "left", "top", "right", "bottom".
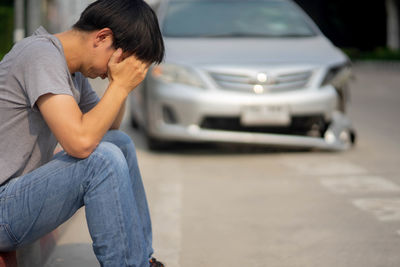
{"left": 0, "top": 0, "right": 13, "bottom": 60}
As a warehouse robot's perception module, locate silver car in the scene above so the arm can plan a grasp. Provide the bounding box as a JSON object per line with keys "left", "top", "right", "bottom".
{"left": 130, "top": 0, "right": 355, "bottom": 150}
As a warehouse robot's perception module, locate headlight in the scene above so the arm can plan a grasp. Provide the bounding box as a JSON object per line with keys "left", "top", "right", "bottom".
{"left": 321, "top": 62, "right": 352, "bottom": 88}
{"left": 151, "top": 63, "right": 206, "bottom": 88}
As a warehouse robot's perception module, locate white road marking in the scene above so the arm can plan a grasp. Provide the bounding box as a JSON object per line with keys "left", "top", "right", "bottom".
{"left": 285, "top": 160, "right": 368, "bottom": 176}
{"left": 320, "top": 176, "right": 400, "bottom": 194}
{"left": 352, "top": 198, "right": 400, "bottom": 221}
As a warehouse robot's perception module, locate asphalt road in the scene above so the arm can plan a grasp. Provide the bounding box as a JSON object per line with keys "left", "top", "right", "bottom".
{"left": 45, "top": 63, "right": 400, "bottom": 267}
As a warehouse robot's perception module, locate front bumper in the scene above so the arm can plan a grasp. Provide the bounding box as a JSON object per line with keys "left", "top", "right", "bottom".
{"left": 145, "top": 80, "right": 354, "bottom": 150}
{"left": 150, "top": 112, "right": 354, "bottom": 150}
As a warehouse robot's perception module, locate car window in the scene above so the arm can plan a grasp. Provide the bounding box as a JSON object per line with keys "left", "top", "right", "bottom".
{"left": 162, "top": 0, "right": 316, "bottom": 38}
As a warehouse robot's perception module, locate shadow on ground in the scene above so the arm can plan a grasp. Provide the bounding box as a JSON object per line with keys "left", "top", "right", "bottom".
{"left": 45, "top": 244, "right": 97, "bottom": 267}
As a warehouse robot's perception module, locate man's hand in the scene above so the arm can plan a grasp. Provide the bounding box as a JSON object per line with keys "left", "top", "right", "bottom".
{"left": 107, "top": 48, "right": 149, "bottom": 95}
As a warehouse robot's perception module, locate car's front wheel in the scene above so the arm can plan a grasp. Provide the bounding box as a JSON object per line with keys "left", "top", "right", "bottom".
{"left": 130, "top": 116, "right": 139, "bottom": 130}
{"left": 146, "top": 135, "right": 171, "bottom": 151}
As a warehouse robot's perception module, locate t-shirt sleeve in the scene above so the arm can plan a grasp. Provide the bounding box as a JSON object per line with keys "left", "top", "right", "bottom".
{"left": 17, "top": 39, "right": 73, "bottom": 110}
{"left": 75, "top": 73, "right": 100, "bottom": 113}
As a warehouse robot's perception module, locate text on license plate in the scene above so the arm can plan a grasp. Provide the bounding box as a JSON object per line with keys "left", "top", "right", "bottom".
{"left": 240, "top": 105, "right": 291, "bottom": 126}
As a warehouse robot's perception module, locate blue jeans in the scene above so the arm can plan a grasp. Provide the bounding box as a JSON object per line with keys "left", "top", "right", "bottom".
{"left": 0, "top": 130, "right": 153, "bottom": 267}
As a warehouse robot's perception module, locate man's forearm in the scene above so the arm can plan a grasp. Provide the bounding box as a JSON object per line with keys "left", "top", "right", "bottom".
{"left": 78, "top": 82, "right": 128, "bottom": 156}
{"left": 110, "top": 100, "right": 126, "bottom": 130}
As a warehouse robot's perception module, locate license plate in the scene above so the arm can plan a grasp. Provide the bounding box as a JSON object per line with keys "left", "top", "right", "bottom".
{"left": 241, "top": 105, "right": 291, "bottom": 126}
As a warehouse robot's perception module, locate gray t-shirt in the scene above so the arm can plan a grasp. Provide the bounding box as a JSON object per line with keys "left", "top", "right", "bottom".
{"left": 0, "top": 27, "right": 100, "bottom": 185}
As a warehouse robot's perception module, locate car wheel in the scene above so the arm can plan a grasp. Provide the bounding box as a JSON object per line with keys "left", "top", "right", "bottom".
{"left": 349, "top": 129, "right": 357, "bottom": 145}
{"left": 130, "top": 116, "right": 139, "bottom": 130}
{"left": 146, "top": 135, "right": 171, "bottom": 151}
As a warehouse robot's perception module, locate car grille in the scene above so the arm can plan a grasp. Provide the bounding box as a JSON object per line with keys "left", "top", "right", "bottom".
{"left": 209, "top": 70, "right": 312, "bottom": 93}
{"left": 200, "top": 115, "right": 327, "bottom": 137}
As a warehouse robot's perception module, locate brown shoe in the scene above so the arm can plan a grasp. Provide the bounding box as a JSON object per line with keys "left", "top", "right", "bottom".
{"left": 149, "top": 257, "right": 165, "bottom": 267}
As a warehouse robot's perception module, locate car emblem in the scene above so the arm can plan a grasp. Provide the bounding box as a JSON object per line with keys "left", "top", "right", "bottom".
{"left": 256, "top": 72, "right": 268, "bottom": 83}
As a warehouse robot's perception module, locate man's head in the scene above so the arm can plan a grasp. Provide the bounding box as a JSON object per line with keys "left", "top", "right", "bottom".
{"left": 73, "top": 0, "right": 164, "bottom": 66}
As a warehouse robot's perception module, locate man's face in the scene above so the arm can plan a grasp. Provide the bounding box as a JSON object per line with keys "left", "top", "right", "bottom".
{"left": 85, "top": 44, "right": 116, "bottom": 79}
{"left": 81, "top": 29, "right": 117, "bottom": 79}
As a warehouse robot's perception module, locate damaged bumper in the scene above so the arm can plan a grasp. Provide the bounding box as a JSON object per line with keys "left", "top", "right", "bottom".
{"left": 151, "top": 111, "right": 356, "bottom": 151}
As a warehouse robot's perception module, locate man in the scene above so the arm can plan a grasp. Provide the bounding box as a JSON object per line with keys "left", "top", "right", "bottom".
{"left": 0, "top": 0, "right": 165, "bottom": 266}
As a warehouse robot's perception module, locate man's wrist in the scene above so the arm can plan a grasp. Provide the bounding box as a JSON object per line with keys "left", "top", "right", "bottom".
{"left": 107, "top": 81, "right": 130, "bottom": 99}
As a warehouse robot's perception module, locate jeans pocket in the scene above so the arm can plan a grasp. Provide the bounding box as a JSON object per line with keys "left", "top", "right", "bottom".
{"left": 0, "top": 224, "right": 18, "bottom": 250}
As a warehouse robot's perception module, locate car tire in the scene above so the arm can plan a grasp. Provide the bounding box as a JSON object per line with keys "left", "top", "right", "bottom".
{"left": 130, "top": 116, "right": 139, "bottom": 130}
{"left": 349, "top": 129, "right": 357, "bottom": 145}
{"left": 146, "top": 135, "right": 170, "bottom": 151}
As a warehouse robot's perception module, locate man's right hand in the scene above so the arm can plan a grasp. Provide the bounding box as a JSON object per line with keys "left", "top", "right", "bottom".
{"left": 107, "top": 48, "right": 149, "bottom": 95}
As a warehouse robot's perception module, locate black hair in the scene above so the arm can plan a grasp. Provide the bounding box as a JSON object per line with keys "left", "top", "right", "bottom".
{"left": 73, "top": 0, "right": 164, "bottom": 64}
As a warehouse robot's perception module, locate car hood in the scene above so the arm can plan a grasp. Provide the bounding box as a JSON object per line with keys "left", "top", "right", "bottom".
{"left": 163, "top": 36, "right": 347, "bottom": 67}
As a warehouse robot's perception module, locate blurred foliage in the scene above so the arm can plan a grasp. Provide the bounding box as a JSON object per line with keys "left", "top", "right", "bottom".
{"left": 294, "top": 0, "right": 386, "bottom": 50}
{"left": 0, "top": 4, "right": 13, "bottom": 60}
{"left": 343, "top": 47, "right": 400, "bottom": 61}
{"left": 0, "top": 0, "right": 13, "bottom": 5}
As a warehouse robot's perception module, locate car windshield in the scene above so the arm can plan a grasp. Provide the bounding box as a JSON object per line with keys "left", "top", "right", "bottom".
{"left": 162, "top": 0, "right": 317, "bottom": 38}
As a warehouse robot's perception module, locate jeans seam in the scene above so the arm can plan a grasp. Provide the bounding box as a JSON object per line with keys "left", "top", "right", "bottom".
{"left": 1, "top": 223, "right": 19, "bottom": 246}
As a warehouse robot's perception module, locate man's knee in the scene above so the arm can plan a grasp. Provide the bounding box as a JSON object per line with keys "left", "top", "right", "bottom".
{"left": 91, "top": 142, "right": 127, "bottom": 169}
{"left": 103, "top": 130, "right": 136, "bottom": 150}
{"left": 82, "top": 142, "right": 132, "bottom": 190}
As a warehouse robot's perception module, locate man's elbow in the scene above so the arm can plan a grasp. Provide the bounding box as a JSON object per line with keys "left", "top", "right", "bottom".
{"left": 109, "top": 125, "right": 120, "bottom": 131}
{"left": 63, "top": 138, "right": 98, "bottom": 159}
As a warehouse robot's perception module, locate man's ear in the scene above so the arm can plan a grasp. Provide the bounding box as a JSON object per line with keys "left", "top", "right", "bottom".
{"left": 93, "top": 28, "right": 114, "bottom": 48}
